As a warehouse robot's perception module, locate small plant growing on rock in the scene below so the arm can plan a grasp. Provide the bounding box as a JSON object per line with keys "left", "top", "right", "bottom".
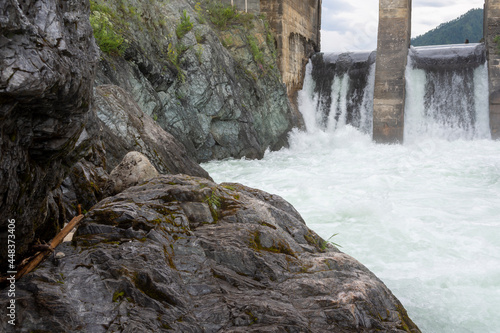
{"left": 195, "top": 45, "right": 204, "bottom": 63}
{"left": 112, "top": 291, "right": 125, "bottom": 302}
{"left": 247, "top": 36, "right": 264, "bottom": 65}
{"left": 205, "top": 189, "right": 222, "bottom": 220}
{"left": 205, "top": 190, "right": 221, "bottom": 210}
{"left": 222, "top": 36, "right": 233, "bottom": 48}
{"left": 176, "top": 10, "right": 194, "bottom": 39}
{"left": 195, "top": 2, "right": 206, "bottom": 24}
{"left": 323, "top": 233, "right": 342, "bottom": 249}
{"left": 194, "top": 29, "right": 204, "bottom": 43}
{"left": 89, "top": 4, "right": 126, "bottom": 55}
{"left": 166, "top": 42, "right": 186, "bottom": 82}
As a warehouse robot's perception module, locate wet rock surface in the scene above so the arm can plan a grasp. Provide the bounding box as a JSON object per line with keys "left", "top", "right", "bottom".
{"left": 0, "top": 175, "right": 420, "bottom": 333}
{"left": 0, "top": 0, "right": 99, "bottom": 267}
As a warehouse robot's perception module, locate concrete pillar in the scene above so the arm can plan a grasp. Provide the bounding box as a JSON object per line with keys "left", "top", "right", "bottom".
{"left": 373, "top": 0, "right": 412, "bottom": 143}
{"left": 486, "top": 0, "right": 500, "bottom": 139}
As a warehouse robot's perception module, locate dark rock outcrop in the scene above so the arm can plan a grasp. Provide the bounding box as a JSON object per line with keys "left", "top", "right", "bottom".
{"left": 0, "top": 0, "right": 99, "bottom": 267}
{"left": 0, "top": 175, "right": 420, "bottom": 333}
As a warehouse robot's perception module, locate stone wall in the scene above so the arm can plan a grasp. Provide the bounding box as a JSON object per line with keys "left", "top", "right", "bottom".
{"left": 485, "top": 0, "right": 500, "bottom": 139}
{"left": 372, "top": 0, "right": 412, "bottom": 143}
{"left": 260, "top": 0, "right": 322, "bottom": 107}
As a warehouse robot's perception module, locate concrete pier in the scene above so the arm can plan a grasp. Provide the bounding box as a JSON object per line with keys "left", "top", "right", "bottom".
{"left": 373, "top": 0, "right": 412, "bottom": 143}
{"left": 486, "top": 0, "right": 500, "bottom": 139}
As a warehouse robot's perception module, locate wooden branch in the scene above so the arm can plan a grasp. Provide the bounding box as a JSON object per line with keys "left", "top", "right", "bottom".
{"left": 13, "top": 214, "right": 84, "bottom": 281}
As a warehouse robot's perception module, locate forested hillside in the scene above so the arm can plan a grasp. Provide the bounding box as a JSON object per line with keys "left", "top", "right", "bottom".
{"left": 411, "top": 8, "right": 483, "bottom": 46}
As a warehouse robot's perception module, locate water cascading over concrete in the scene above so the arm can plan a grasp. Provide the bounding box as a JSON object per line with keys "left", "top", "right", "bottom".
{"left": 299, "top": 45, "right": 490, "bottom": 141}
{"left": 299, "top": 52, "right": 376, "bottom": 133}
{"left": 373, "top": 0, "right": 500, "bottom": 141}
{"left": 404, "top": 44, "right": 490, "bottom": 141}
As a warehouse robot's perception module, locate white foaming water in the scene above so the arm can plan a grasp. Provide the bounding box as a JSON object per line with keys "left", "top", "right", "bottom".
{"left": 405, "top": 45, "right": 491, "bottom": 142}
{"left": 202, "top": 51, "right": 500, "bottom": 332}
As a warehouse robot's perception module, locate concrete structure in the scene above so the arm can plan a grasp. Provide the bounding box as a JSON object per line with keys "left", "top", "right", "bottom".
{"left": 485, "top": 0, "right": 500, "bottom": 139}
{"left": 261, "top": 0, "right": 321, "bottom": 102}
{"left": 373, "top": 0, "right": 412, "bottom": 143}
{"left": 221, "top": 0, "right": 322, "bottom": 112}
{"left": 221, "top": 0, "right": 260, "bottom": 13}
{"left": 374, "top": 0, "right": 500, "bottom": 142}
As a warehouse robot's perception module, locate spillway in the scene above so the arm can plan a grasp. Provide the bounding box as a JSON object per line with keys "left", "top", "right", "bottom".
{"left": 405, "top": 43, "right": 490, "bottom": 142}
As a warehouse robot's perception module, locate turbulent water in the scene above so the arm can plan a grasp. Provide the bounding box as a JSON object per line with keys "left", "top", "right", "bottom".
{"left": 202, "top": 46, "right": 500, "bottom": 332}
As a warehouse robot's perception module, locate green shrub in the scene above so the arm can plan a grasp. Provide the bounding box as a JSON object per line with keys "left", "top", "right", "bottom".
{"left": 206, "top": 1, "right": 240, "bottom": 29}
{"left": 176, "top": 10, "right": 194, "bottom": 39}
{"left": 89, "top": 1, "right": 126, "bottom": 55}
{"left": 90, "top": 11, "right": 126, "bottom": 55}
{"left": 247, "top": 36, "right": 264, "bottom": 64}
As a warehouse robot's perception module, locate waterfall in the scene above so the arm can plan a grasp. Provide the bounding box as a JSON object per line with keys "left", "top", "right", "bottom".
{"left": 404, "top": 43, "right": 490, "bottom": 142}
{"left": 300, "top": 43, "right": 490, "bottom": 141}
{"left": 298, "top": 51, "right": 376, "bottom": 134}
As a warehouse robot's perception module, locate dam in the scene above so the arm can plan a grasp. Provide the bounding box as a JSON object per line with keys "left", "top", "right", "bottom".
{"left": 301, "top": 44, "right": 489, "bottom": 142}
{"left": 374, "top": 0, "right": 500, "bottom": 142}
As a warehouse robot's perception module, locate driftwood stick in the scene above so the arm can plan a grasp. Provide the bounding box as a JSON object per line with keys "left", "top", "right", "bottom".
{"left": 13, "top": 214, "right": 84, "bottom": 281}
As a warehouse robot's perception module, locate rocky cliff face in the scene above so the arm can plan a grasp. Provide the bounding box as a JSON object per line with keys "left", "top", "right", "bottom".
{"left": 0, "top": 0, "right": 99, "bottom": 267}
{"left": 0, "top": 174, "right": 420, "bottom": 333}
{"left": 92, "top": 84, "right": 211, "bottom": 178}
{"left": 92, "top": 0, "right": 297, "bottom": 162}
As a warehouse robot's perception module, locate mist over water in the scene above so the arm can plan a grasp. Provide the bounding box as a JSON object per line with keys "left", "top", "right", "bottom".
{"left": 202, "top": 48, "right": 500, "bottom": 332}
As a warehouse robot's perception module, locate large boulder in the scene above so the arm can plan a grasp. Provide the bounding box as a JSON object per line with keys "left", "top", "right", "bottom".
{"left": 0, "top": 175, "right": 420, "bottom": 332}
{"left": 105, "top": 151, "right": 159, "bottom": 195}
{"left": 0, "top": 0, "right": 98, "bottom": 267}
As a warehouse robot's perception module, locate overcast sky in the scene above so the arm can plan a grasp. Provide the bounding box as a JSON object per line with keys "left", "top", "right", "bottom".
{"left": 321, "top": 0, "right": 485, "bottom": 52}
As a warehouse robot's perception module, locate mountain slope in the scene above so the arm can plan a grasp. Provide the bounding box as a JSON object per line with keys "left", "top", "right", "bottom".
{"left": 411, "top": 8, "right": 484, "bottom": 46}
